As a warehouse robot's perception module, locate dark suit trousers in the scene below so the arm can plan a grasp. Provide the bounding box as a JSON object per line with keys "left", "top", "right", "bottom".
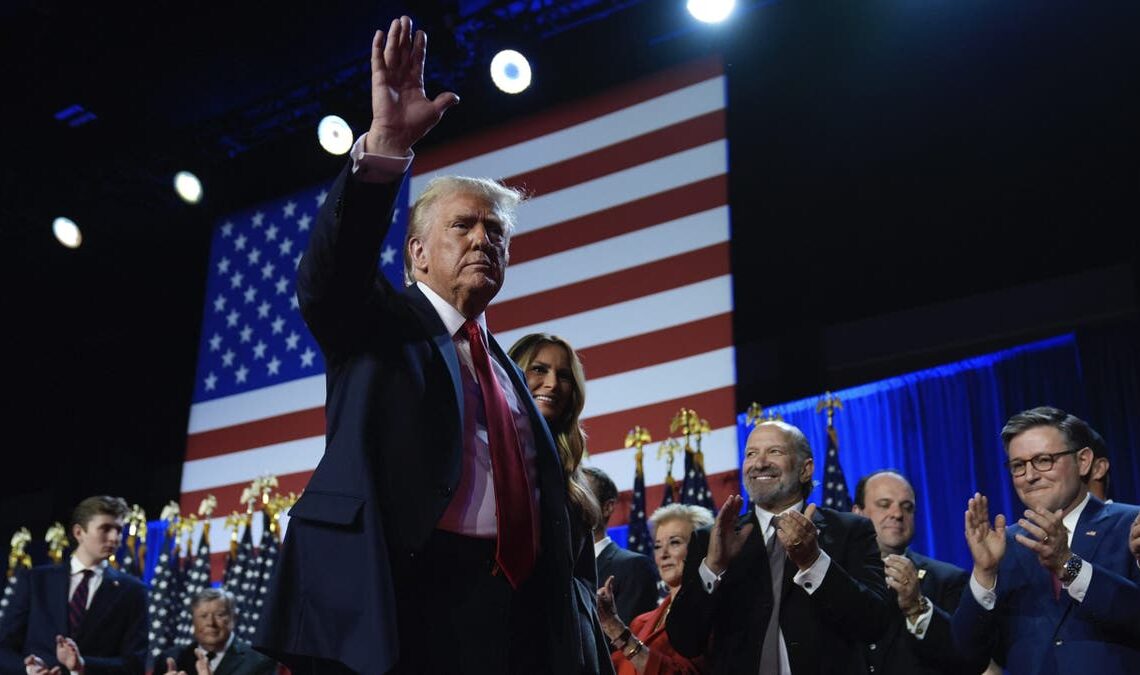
{"left": 391, "top": 529, "right": 545, "bottom": 674}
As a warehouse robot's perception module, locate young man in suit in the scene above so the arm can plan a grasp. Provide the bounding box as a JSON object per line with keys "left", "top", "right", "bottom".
{"left": 256, "top": 16, "right": 608, "bottom": 675}
{"left": 665, "top": 420, "right": 891, "bottom": 674}
{"left": 852, "top": 470, "right": 988, "bottom": 674}
{"left": 955, "top": 406, "right": 1140, "bottom": 673}
{"left": 161, "top": 589, "right": 274, "bottom": 675}
{"left": 0, "top": 495, "right": 147, "bottom": 675}
{"left": 583, "top": 467, "right": 660, "bottom": 623}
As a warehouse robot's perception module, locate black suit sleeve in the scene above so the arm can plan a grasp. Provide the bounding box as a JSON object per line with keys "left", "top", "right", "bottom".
{"left": 0, "top": 569, "right": 31, "bottom": 673}
{"left": 296, "top": 165, "right": 404, "bottom": 356}
{"left": 909, "top": 561, "right": 989, "bottom": 674}
{"left": 663, "top": 528, "right": 717, "bottom": 658}
{"left": 808, "top": 513, "right": 891, "bottom": 643}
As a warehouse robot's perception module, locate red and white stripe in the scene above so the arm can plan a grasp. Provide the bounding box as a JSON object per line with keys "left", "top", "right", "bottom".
{"left": 182, "top": 57, "right": 739, "bottom": 578}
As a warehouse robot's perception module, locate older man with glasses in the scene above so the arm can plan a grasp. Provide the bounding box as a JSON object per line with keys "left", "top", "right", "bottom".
{"left": 952, "top": 406, "right": 1140, "bottom": 674}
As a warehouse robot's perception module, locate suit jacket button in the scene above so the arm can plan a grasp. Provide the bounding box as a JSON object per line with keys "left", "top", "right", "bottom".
{"left": 439, "top": 485, "right": 452, "bottom": 497}
{"left": 1055, "top": 640, "right": 1063, "bottom": 646}
{"left": 869, "top": 643, "right": 876, "bottom": 651}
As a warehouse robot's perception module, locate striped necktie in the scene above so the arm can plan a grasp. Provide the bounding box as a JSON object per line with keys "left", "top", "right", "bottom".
{"left": 68, "top": 569, "right": 94, "bottom": 636}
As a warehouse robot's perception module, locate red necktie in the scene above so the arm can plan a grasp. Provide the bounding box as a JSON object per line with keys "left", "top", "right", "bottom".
{"left": 463, "top": 320, "right": 538, "bottom": 588}
{"left": 68, "top": 569, "right": 93, "bottom": 636}
{"left": 1051, "top": 572, "right": 1062, "bottom": 601}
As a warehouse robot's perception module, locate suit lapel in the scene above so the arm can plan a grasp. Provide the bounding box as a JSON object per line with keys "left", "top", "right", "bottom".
{"left": 77, "top": 566, "right": 124, "bottom": 641}
{"left": 47, "top": 565, "right": 69, "bottom": 637}
{"left": 214, "top": 639, "right": 245, "bottom": 675}
{"left": 403, "top": 284, "right": 465, "bottom": 426}
{"left": 735, "top": 510, "right": 769, "bottom": 584}
{"left": 1070, "top": 496, "right": 1107, "bottom": 562}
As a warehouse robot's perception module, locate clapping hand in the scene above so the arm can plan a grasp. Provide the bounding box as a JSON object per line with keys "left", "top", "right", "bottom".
{"left": 774, "top": 504, "right": 821, "bottom": 571}
{"left": 705, "top": 495, "right": 752, "bottom": 575}
{"left": 964, "top": 492, "right": 1006, "bottom": 588}
{"left": 1014, "top": 507, "right": 1071, "bottom": 576}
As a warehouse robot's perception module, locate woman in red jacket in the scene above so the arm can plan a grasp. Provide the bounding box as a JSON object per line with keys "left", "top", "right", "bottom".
{"left": 598, "top": 503, "right": 714, "bottom": 675}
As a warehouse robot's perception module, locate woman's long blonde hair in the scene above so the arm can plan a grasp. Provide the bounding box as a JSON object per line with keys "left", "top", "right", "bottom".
{"left": 508, "top": 333, "right": 601, "bottom": 531}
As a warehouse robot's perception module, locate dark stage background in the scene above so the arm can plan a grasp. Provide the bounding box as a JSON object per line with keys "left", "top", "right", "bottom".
{"left": 1, "top": 0, "right": 1137, "bottom": 554}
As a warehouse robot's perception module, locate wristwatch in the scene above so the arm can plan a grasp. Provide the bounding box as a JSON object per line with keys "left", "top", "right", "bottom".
{"left": 1058, "top": 554, "right": 1083, "bottom": 586}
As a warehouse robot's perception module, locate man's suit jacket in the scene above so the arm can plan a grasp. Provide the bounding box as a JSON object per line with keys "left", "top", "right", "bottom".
{"left": 0, "top": 564, "right": 147, "bottom": 675}
{"left": 665, "top": 506, "right": 891, "bottom": 674}
{"left": 597, "top": 542, "right": 660, "bottom": 623}
{"left": 254, "top": 165, "right": 591, "bottom": 675}
{"left": 951, "top": 497, "right": 1140, "bottom": 674}
{"left": 160, "top": 638, "right": 275, "bottom": 675}
{"left": 863, "top": 550, "right": 987, "bottom": 675}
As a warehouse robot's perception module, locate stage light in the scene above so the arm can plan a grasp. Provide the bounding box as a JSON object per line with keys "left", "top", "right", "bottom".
{"left": 318, "top": 114, "right": 353, "bottom": 155}
{"left": 53, "top": 217, "right": 82, "bottom": 249}
{"left": 490, "top": 49, "right": 532, "bottom": 94}
{"left": 687, "top": 0, "right": 735, "bottom": 24}
{"left": 174, "top": 171, "right": 203, "bottom": 204}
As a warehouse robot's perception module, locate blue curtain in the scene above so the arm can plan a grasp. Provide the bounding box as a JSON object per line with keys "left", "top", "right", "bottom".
{"left": 1078, "top": 319, "right": 1140, "bottom": 506}
{"left": 736, "top": 334, "right": 1091, "bottom": 570}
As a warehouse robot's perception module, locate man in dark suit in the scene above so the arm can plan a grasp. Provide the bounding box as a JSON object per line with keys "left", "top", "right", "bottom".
{"left": 583, "top": 467, "right": 660, "bottom": 623}
{"left": 161, "top": 589, "right": 274, "bottom": 675}
{"left": 0, "top": 496, "right": 147, "bottom": 675}
{"left": 665, "top": 420, "right": 891, "bottom": 674}
{"left": 955, "top": 406, "right": 1140, "bottom": 674}
{"left": 255, "top": 16, "right": 603, "bottom": 675}
{"left": 852, "top": 470, "right": 988, "bottom": 674}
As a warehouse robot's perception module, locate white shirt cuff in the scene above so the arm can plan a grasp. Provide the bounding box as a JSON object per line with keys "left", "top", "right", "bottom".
{"left": 699, "top": 558, "right": 725, "bottom": 594}
{"left": 349, "top": 134, "right": 413, "bottom": 182}
{"left": 969, "top": 573, "right": 997, "bottom": 610}
{"left": 792, "top": 549, "right": 830, "bottom": 594}
{"left": 1065, "top": 559, "right": 1093, "bottom": 601}
{"left": 904, "top": 600, "right": 935, "bottom": 639}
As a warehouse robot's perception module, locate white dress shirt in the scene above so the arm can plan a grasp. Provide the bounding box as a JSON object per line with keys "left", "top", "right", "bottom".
{"left": 697, "top": 501, "right": 831, "bottom": 675}
{"left": 68, "top": 556, "right": 107, "bottom": 609}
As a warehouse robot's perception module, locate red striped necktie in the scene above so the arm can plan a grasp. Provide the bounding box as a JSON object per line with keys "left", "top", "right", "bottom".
{"left": 463, "top": 319, "right": 538, "bottom": 589}
{"left": 68, "top": 569, "right": 94, "bottom": 636}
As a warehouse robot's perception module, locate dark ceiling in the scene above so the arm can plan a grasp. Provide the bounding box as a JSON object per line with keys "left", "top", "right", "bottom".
{"left": 1, "top": 0, "right": 1137, "bottom": 542}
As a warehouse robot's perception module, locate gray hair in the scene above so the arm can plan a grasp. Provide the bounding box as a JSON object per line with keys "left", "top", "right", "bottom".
{"left": 649, "top": 503, "right": 715, "bottom": 533}
{"left": 190, "top": 587, "right": 237, "bottom": 615}
{"left": 403, "top": 175, "right": 527, "bottom": 286}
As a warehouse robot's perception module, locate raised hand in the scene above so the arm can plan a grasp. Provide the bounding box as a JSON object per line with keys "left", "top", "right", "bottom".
{"left": 964, "top": 492, "right": 1006, "bottom": 588}
{"left": 706, "top": 494, "right": 753, "bottom": 575}
{"left": 366, "top": 16, "right": 460, "bottom": 157}
{"left": 775, "top": 503, "right": 821, "bottom": 571}
{"left": 1014, "top": 507, "right": 1071, "bottom": 575}
{"left": 595, "top": 576, "right": 625, "bottom": 640}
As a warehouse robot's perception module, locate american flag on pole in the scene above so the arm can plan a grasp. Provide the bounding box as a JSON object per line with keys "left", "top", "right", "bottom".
{"left": 626, "top": 453, "right": 652, "bottom": 555}
{"left": 181, "top": 57, "right": 738, "bottom": 572}
{"left": 821, "top": 425, "right": 853, "bottom": 511}
{"left": 680, "top": 447, "right": 716, "bottom": 512}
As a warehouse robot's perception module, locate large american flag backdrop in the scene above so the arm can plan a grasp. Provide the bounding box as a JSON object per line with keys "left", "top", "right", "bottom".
{"left": 183, "top": 57, "right": 738, "bottom": 578}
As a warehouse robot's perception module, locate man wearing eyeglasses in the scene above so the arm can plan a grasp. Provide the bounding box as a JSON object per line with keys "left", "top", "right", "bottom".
{"left": 952, "top": 406, "right": 1140, "bottom": 674}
